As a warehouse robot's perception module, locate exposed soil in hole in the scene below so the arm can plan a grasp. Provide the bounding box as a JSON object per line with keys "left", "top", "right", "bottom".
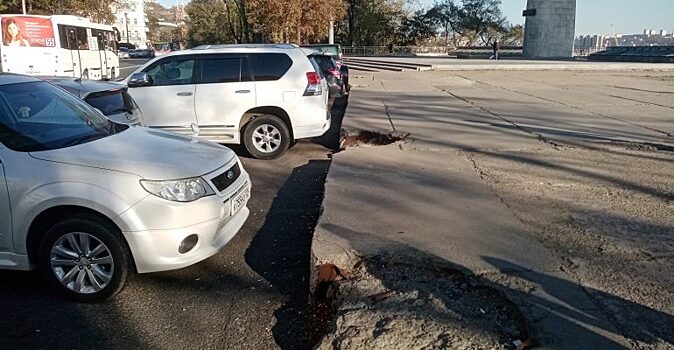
{"left": 340, "top": 128, "right": 409, "bottom": 148}
{"left": 610, "top": 141, "right": 674, "bottom": 153}
{"left": 314, "top": 254, "right": 530, "bottom": 350}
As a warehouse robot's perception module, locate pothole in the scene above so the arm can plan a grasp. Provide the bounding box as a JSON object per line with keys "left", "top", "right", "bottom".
{"left": 610, "top": 141, "right": 674, "bottom": 153}
{"left": 340, "top": 128, "right": 409, "bottom": 148}
{"left": 313, "top": 254, "right": 531, "bottom": 350}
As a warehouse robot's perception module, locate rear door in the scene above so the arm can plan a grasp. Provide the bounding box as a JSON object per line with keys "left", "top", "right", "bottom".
{"left": 128, "top": 55, "right": 197, "bottom": 133}
{"left": 194, "top": 54, "right": 255, "bottom": 143}
{"left": 0, "top": 152, "right": 12, "bottom": 252}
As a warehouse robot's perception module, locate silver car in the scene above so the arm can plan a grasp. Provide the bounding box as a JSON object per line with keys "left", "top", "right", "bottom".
{"left": 0, "top": 74, "right": 251, "bottom": 301}
{"left": 44, "top": 77, "right": 145, "bottom": 126}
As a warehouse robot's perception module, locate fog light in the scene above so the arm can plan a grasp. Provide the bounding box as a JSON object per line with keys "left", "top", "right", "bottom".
{"left": 178, "top": 234, "right": 199, "bottom": 254}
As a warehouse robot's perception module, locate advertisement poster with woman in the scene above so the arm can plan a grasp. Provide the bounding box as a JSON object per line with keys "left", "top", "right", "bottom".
{"left": 2, "top": 16, "right": 55, "bottom": 47}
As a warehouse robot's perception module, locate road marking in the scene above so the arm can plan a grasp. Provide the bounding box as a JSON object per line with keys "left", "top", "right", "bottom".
{"left": 119, "top": 64, "right": 142, "bottom": 70}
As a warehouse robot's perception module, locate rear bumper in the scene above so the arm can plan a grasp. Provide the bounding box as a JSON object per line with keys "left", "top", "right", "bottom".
{"left": 293, "top": 110, "right": 331, "bottom": 139}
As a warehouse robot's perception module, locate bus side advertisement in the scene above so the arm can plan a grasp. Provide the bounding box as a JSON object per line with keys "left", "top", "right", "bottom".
{"left": 2, "top": 16, "right": 55, "bottom": 47}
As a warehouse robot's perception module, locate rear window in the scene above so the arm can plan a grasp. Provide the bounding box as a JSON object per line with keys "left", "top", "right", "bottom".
{"left": 85, "top": 90, "right": 135, "bottom": 116}
{"left": 249, "top": 53, "right": 292, "bottom": 81}
{"left": 304, "top": 45, "right": 340, "bottom": 56}
{"left": 312, "top": 55, "right": 337, "bottom": 73}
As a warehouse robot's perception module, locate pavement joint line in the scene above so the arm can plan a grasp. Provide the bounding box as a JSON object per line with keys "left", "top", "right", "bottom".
{"left": 608, "top": 94, "right": 674, "bottom": 111}
{"left": 611, "top": 85, "right": 674, "bottom": 95}
{"left": 376, "top": 80, "right": 398, "bottom": 133}
{"left": 439, "top": 87, "right": 560, "bottom": 149}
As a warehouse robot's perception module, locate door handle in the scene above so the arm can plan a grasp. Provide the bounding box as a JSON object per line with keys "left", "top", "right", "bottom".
{"left": 176, "top": 92, "right": 193, "bottom": 97}
{"left": 235, "top": 90, "right": 251, "bottom": 94}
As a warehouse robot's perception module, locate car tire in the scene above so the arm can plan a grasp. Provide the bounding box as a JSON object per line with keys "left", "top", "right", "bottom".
{"left": 242, "top": 114, "right": 291, "bottom": 160}
{"left": 38, "top": 214, "right": 130, "bottom": 301}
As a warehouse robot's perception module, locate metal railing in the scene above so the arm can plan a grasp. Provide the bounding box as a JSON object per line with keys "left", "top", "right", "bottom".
{"left": 342, "top": 46, "right": 451, "bottom": 56}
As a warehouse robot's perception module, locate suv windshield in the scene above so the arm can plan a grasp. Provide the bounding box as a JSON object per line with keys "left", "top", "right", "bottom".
{"left": 0, "top": 81, "right": 121, "bottom": 152}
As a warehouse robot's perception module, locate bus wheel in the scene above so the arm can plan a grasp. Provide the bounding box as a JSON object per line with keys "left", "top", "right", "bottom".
{"left": 82, "top": 70, "right": 89, "bottom": 80}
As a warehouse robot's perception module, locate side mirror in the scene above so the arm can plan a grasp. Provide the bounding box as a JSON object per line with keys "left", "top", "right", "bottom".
{"left": 128, "top": 72, "right": 153, "bottom": 87}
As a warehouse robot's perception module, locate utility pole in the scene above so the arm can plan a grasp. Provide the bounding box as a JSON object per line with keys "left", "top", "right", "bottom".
{"left": 125, "top": 13, "right": 130, "bottom": 45}
{"left": 329, "top": 20, "right": 334, "bottom": 44}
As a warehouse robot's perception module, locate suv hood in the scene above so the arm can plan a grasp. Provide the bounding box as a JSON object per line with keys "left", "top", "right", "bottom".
{"left": 31, "top": 127, "right": 236, "bottom": 179}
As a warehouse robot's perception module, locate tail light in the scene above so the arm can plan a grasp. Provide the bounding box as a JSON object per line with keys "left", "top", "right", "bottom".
{"left": 304, "top": 72, "right": 323, "bottom": 96}
{"left": 327, "top": 67, "right": 341, "bottom": 79}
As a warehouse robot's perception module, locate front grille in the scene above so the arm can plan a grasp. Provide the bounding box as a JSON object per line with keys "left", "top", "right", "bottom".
{"left": 211, "top": 163, "right": 241, "bottom": 192}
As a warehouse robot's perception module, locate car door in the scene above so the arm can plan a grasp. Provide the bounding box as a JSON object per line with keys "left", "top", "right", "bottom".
{"left": 194, "top": 54, "right": 256, "bottom": 143}
{"left": 0, "top": 152, "right": 12, "bottom": 252}
{"left": 127, "top": 55, "right": 197, "bottom": 134}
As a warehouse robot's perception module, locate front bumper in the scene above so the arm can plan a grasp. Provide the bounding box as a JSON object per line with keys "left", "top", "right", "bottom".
{"left": 119, "top": 171, "right": 251, "bottom": 273}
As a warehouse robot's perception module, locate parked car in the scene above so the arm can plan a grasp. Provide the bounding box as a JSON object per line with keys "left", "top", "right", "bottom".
{"left": 307, "top": 53, "right": 347, "bottom": 98}
{"left": 124, "top": 44, "right": 330, "bottom": 159}
{"left": 45, "top": 77, "right": 145, "bottom": 126}
{"left": 301, "top": 44, "right": 349, "bottom": 92}
{"left": 118, "top": 47, "right": 130, "bottom": 59}
{"left": 0, "top": 74, "right": 251, "bottom": 301}
{"left": 129, "top": 49, "right": 145, "bottom": 58}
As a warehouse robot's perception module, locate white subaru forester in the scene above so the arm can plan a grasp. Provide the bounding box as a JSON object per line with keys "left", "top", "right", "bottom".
{"left": 125, "top": 44, "right": 331, "bottom": 159}
{"left": 0, "top": 74, "right": 250, "bottom": 301}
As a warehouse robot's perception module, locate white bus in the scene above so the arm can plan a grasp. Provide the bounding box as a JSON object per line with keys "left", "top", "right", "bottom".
{"left": 0, "top": 14, "right": 119, "bottom": 80}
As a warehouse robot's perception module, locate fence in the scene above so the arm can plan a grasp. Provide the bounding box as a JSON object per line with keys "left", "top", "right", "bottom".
{"left": 342, "top": 46, "right": 451, "bottom": 56}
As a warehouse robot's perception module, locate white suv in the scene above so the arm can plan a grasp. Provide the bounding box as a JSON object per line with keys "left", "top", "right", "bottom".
{"left": 0, "top": 74, "right": 250, "bottom": 300}
{"left": 125, "top": 44, "right": 331, "bottom": 159}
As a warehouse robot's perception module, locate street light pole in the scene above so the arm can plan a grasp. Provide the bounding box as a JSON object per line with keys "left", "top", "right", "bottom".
{"left": 125, "top": 13, "right": 130, "bottom": 45}
{"left": 22, "top": 0, "right": 27, "bottom": 14}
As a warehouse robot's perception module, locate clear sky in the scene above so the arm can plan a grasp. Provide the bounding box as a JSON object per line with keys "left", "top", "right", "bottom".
{"left": 157, "top": 0, "right": 674, "bottom": 36}
{"left": 499, "top": 0, "right": 674, "bottom": 35}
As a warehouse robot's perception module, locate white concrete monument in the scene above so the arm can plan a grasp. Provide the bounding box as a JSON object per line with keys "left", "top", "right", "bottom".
{"left": 523, "top": 0, "right": 577, "bottom": 58}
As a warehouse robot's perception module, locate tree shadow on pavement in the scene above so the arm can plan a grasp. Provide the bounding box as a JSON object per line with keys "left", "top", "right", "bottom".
{"left": 483, "top": 257, "right": 674, "bottom": 349}
{"left": 320, "top": 223, "right": 674, "bottom": 349}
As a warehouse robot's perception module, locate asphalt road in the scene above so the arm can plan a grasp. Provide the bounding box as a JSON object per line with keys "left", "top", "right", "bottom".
{"left": 118, "top": 58, "right": 151, "bottom": 79}
{"left": 0, "top": 76, "right": 347, "bottom": 349}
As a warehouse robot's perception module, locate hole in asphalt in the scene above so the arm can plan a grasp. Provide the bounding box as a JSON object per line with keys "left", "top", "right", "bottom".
{"left": 340, "top": 129, "right": 408, "bottom": 148}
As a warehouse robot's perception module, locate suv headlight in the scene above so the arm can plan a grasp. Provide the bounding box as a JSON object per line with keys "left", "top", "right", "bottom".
{"left": 140, "top": 177, "right": 214, "bottom": 202}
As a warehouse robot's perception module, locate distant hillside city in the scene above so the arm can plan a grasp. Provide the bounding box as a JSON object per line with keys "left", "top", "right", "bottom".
{"left": 575, "top": 29, "right": 674, "bottom": 54}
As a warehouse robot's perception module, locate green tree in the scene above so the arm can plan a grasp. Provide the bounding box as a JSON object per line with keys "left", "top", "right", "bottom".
{"left": 395, "top": 10, "right": 437, "bottom": 46}
{"left": 342, "top": 0, "right": 405, "bottom": 46}
{"left": 185, "top": 0, "right": 238, "bottom": 46}
{"left": 426, "top": 0, "right": 507, "bottom": 46}
{"left": 145, "top": 1, "right": 171, "bottom": 44}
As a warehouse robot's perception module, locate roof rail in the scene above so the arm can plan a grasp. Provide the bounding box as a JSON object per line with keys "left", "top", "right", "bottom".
{"left": 192, "top": 44, "right": 299, "bottom": 50}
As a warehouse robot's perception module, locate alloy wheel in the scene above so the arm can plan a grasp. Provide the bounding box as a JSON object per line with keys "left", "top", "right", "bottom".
{"left": 50, "top": 232, "right": 114, "bottom": 294}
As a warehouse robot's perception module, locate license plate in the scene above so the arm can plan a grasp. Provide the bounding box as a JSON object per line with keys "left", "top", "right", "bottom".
{"left": 230, "top": 185, "right": 250, "bottom": 215}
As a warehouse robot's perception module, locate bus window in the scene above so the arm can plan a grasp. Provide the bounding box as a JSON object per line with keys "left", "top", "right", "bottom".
{"left": 106, "top": 31, "right": 117, "bottom": 51}
{"left": 58, "top": 25, "right": 68, "bottom": 48}
{"left": 92, "top": 29, "right": 105, "bottom": 50}
{"left": 67, "top": 28, "right": 77, "bottom": 49}
{"left": 75, "top": 27, "right": 88, "bottom": 50}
